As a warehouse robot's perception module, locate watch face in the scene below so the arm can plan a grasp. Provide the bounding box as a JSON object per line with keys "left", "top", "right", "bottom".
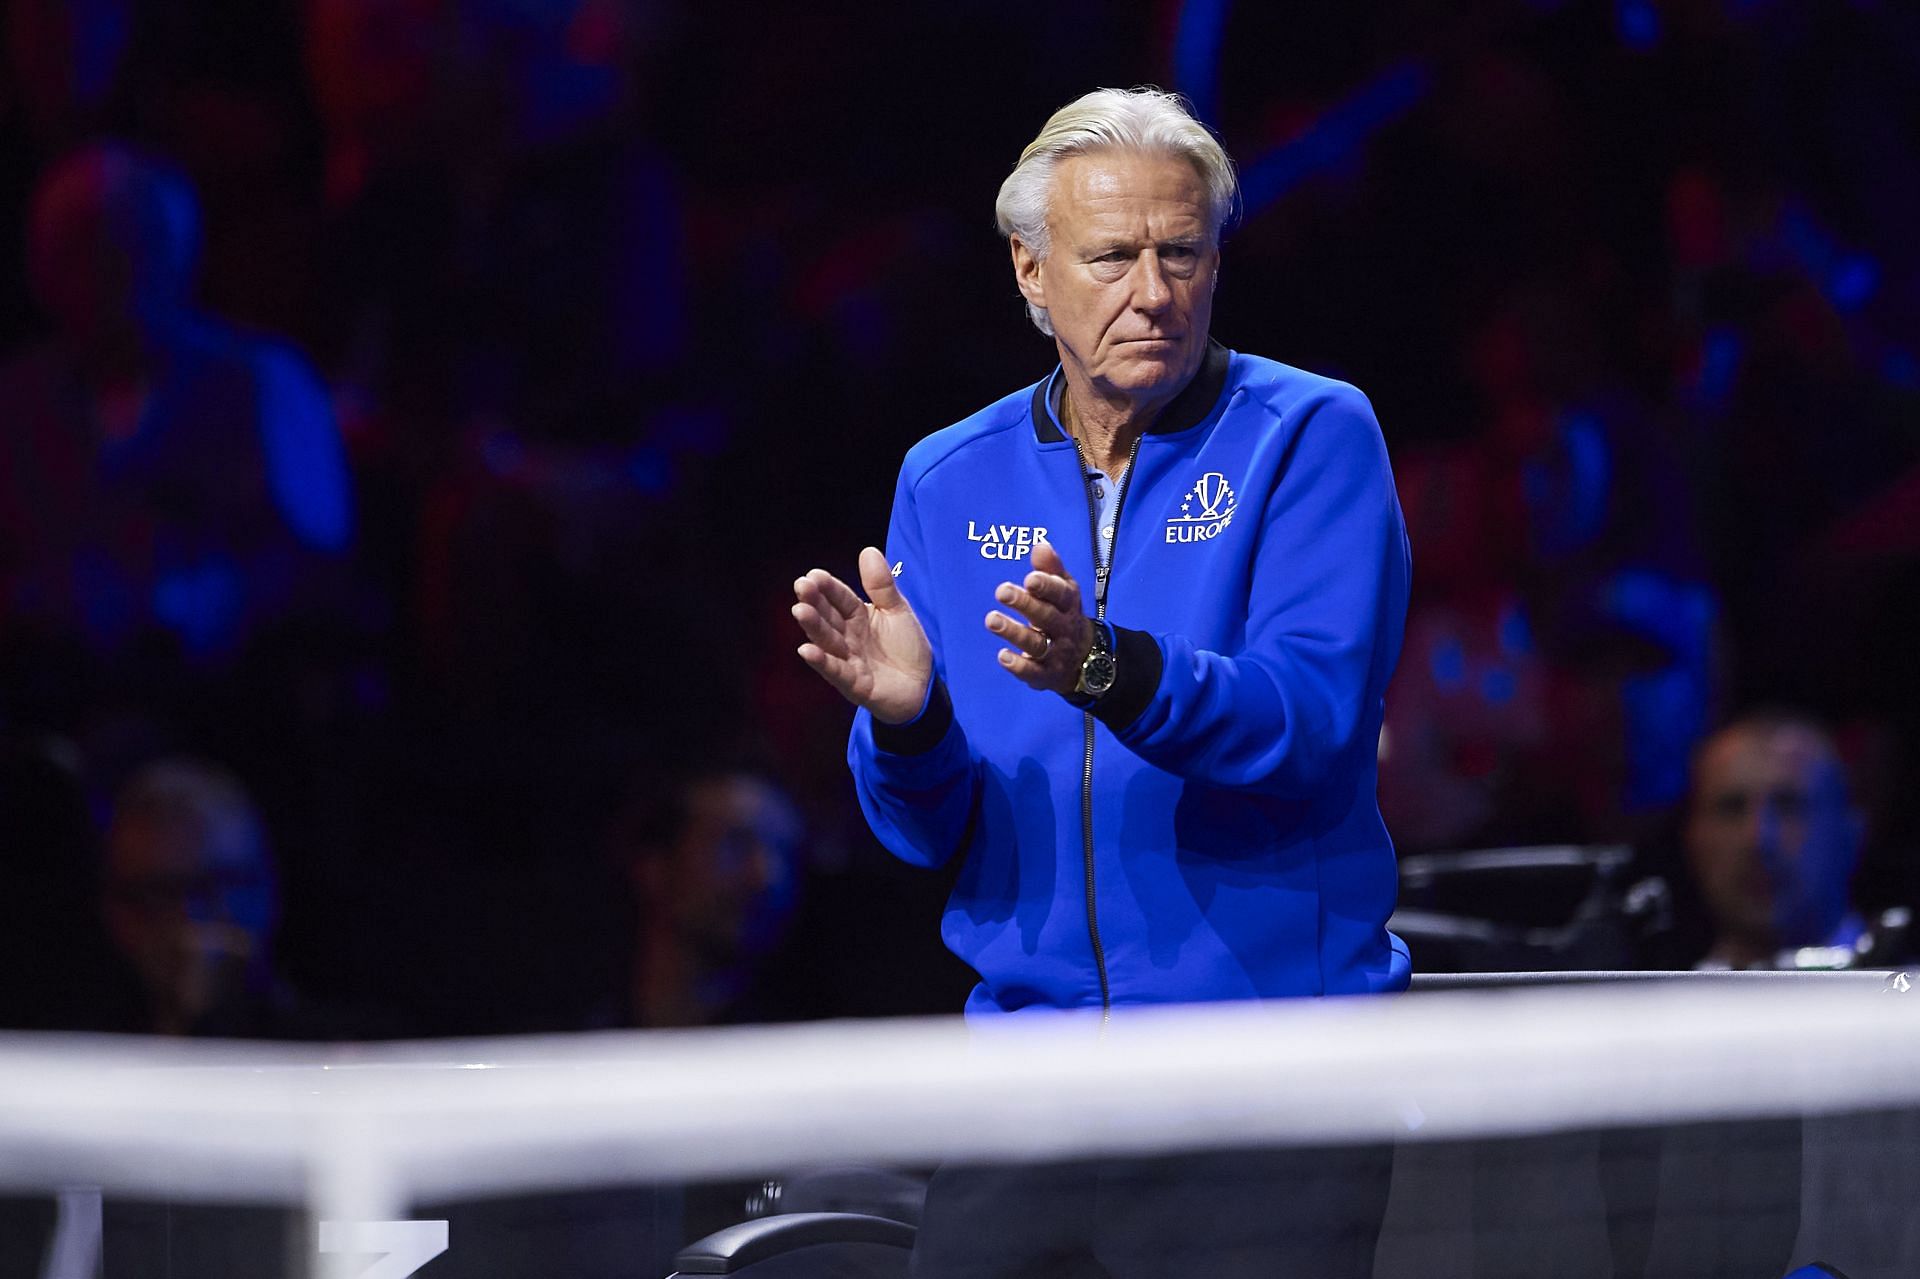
{"left": 1081, "top": 649, "right": 1118, "bottom": 696}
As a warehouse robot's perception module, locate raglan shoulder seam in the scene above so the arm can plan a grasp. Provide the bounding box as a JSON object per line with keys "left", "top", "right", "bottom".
{"left": 900, "top": 390, "right": 1041, "bottom": 495}
{"left": 1232, "top": 357, "right": 1375, "bottom": 439}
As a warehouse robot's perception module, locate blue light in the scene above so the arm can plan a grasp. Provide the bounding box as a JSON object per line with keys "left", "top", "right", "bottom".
{"left": 1882, "top": 349, "right": 1920, "bottom": 388}
{"left": 1698, "top": 327, "right": 1744, "bottom": 407}
{"left": 1617, "top": 0, "right": 1662, "bottom": 48}
{"left": 1481, "top": 669, "right": 1517, "bottom": 706}
{"left": 1602, "top": 569, "right": 1685, "bottom": 639}
{"left": 256, "top": 345, "right": 354, "bottom": 552}
{"left": 1172, "top": 0, "right": 1233, "bottom": 127}
{"left": 1779, "top": 206, "right": 1831, "bottom": 272}
{"left": 71, "top": 0, "right": 131, "bottom": 102}
{"left": 1497, "top": 603, "right": 1533, "bottom": 657}
{"left": 1827, "top": 254, "right": 1879, "bottom": 311}
{"left": 1429, "top": 638, "right": 1467, "bottom": 690}
{"left": 1237, "top": 61, "right": 1432, "bottom": 217}
{"left": 153, "top": 556, "right": 246, "bottom": 657}
{"left": 480, "top": 431, "right": 528, "bottom": 477}
{"left": 623, "top": 447, "right": 672, "bottom": 497}
{"left": 1622, "top": 669, "right": 1705, "bottom": 808}
{"left": 1526, "top": 413, "right": 1612, "bottom": 555}
{"left": 1778, "top": 205, "right": 1884, "bottom": 312}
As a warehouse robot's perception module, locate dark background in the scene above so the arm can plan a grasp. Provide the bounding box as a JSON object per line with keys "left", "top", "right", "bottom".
{"left": 2, "top": 0, "right": 1916, "bottom": 1034}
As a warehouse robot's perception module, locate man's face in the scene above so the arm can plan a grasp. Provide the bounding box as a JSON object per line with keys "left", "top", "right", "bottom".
{"left": 665, "top": 776, "right": 801, "bottom": 965}
{"left": 1685, "top": 725, "right": 1858, "bottom": 952}
{"left": 1013, "top": 149, "right": 1217, "bottom": 406}
{"left": 102, "top": 809, "right": 275, "bottom": 1024}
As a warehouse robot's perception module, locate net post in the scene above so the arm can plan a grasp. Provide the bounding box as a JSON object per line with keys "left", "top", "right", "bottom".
{"left": 308, "top": 1111, "right": 407, "bottom": 1279}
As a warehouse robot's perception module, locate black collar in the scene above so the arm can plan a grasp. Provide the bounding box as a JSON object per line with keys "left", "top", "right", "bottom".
{"left": 1028, "top": 338, "right": 1231, "bottom": 444}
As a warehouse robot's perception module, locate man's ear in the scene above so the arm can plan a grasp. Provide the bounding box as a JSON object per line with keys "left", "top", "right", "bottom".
{"left": 1010, "top": 236, "right": 1046, "bottom": 311}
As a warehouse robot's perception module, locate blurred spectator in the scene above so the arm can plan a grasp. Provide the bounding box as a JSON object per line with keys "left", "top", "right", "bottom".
{"left": 1377, "top": 445, "right": 1563, "bottom": 851}
{"left": 0, "top": 143, "right": 351, "bottom": 687}
{"left": 101, "top": 755, "right": 387, "bottom": 1037}
{"left": 102, "top": 757, "right": 281, "bottom": 1034}
{"left": 603, "top": 763, "right": 819, "bottom": 1245}
{"left": 0, "top": 0, "right": 1913, "bottom": 1036}
{"left": 1683, "top": 712, "right": 1864, "bottom": 970}
{"left": 609, "top": 769, "right": 804, "bottom": 1028}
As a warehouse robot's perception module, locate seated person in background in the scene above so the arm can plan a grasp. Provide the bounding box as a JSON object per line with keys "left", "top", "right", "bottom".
{"left": 606, "top": 767, "right": 808, "bottom": 1245}
{"left": 0, "top": 142, "right": 351, "bottom": 669}
{"left": 102, "top": 756, "right": 363, "bottom": 1037}
{"left": 611, "top": 768, "right": 804, "bottom": 1029}
{"left": 103, "top": 758, "right": 281, "bottom": 1035}
{"left": 1685, "top": 711, "right": 1865, "bottom": 970}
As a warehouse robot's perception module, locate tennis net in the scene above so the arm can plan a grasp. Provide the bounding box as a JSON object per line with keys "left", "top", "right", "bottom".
{"left": 0, "top": 970, "right": 1912, "bottom": 1278}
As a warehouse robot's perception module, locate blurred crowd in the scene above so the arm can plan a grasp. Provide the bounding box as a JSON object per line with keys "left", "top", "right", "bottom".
{"left": 1, "top": 0, "right": 1916, "bottom": 1038}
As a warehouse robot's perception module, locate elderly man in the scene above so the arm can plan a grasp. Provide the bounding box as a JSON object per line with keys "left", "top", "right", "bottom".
{"left": 1685, "top": 712, "right": 1865, "bottom": 969}
{"left": 792, "top": 86, "right": 1407, "bottom": 1278}
{"left": 793, "top": 87, "right": 1410, "bottom": 1018}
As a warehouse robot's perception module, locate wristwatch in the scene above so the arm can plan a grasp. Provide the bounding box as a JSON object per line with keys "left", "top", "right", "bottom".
{"left": 1068, "top": 619, "right": 1117, "bottom": 708}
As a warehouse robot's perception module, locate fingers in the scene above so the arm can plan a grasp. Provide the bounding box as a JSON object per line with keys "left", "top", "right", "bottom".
{"left": 791, "top": 597, "right": 851, "bottom": 660}
{"left": 794, "top": 549, "right": 937, "bottom": 720}
{"left": 985, "top": 609, "right": 1052, "bottom": 661}
{"left": 1020, "top": 540, "right": 1083, "bottom": 616}
{"left": 1021, "top": 565, "right": 1080, "bottom": 612}
{"left": 987, "top": 603, "right": 1079, "bottom": 694}
{"left": 799, "top": 567, "right": 865, "bottom": 621}
{"left": 982, "top": 541, "right": 1090, "bottom": 694}
{"left": 792, "top": 571, "right": 856, "bottom": 653}
{"left": 796, "top": 640, "right": 863, "bottom": 699}
{"left": 995, "top": 645, "right": 1053, "bottom": 688}
{"left": 795, "top": 549, "right": 906, "bottom": 623}
{"left": 1031, "top": 538, "right": 1068, "bottom": 577}
{"left": 858, "top": 546, "right": 904, "bottom": 611}
{"left": 992, "top": 575, "right": 1078, "bottom": 637}
{"left": 792, "top": 569, "right": 866, "bottom": 696}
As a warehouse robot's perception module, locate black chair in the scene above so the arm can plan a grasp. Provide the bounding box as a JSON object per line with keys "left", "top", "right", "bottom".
{"left": 666, "top": 1212, "right": 913, "bottom": 1277}
{"left": 663, "top": 970, "right": 1913, "bottom": 1279}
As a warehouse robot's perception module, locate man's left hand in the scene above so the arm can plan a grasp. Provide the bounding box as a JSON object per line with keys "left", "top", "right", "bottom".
{"left": 985, "top": 539, "right": 1094, "bottom": 696}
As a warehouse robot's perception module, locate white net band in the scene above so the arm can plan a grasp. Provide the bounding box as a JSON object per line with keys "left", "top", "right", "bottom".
{"left": 0, "top": 974, "right": 1910, "bottom": 1222}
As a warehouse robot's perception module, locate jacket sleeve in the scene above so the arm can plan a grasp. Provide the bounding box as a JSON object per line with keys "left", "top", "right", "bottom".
{"left": 846, "top": 464, "right": 980, "bottom": 869}
{"left": 1098, "top": 383, "right": 1411, "bottom": 797}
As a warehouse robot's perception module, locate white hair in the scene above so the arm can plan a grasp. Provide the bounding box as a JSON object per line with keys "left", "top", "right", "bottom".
{"left": 995, "top": 86, "right": 1238, "bottom": 336}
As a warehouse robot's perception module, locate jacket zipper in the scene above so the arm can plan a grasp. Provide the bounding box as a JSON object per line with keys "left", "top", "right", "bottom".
{"left": 1076, "top": 433, "right": 1142, "bottom": 1020}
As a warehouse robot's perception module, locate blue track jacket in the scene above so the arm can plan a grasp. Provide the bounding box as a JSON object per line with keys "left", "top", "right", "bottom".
{"left": 850, "top": 342, "right": 1412, "bottom": 1015}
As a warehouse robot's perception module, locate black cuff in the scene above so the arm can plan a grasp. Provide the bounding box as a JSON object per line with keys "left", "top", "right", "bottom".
{"left": 1090, "top": 626, "right": 1161, "bottom": 732}
{"left": 871, "top": 676, "right": 953, "bottom": 755}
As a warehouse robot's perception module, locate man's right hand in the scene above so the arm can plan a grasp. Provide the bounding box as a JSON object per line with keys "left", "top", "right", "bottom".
{"left": 793, "top": 546, "right": 933, "bottom": 725}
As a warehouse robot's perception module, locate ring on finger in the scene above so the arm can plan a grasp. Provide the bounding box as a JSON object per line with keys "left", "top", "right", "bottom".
{"left": 1035, "top": 629, "right": 1052, "bottom": 660}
